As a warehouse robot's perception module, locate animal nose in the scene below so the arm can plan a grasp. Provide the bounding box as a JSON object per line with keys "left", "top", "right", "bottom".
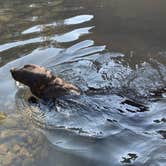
{"left": 10, "top": 68, "right": 16, "bottom": 74}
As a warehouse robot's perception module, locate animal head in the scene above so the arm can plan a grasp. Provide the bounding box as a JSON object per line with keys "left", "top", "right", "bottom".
{"left": 11, "top": 64, "right": 81, "bottom": 99}
{"left": 10, "top": 64, "right": 54, "bottom": 87}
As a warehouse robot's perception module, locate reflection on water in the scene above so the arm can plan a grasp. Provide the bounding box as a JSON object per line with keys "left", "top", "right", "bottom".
{"left": 22, "top": 15, "right": 94, "bottom": 34}
{"left": 0, "top": 0, "right": 166, "bottom": 166}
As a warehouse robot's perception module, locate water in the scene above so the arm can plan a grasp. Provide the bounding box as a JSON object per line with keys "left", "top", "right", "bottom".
{"left": 0, "top": 0, "right": 166, "bottom": 165}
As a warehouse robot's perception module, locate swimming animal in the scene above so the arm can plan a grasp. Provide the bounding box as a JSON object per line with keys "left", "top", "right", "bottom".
{"left": 10, "top": 64, "right": 80, "bottom": 100}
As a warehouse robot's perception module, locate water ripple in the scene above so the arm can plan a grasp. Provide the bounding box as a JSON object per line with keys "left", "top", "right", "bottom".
{"left": 0, "top": 27, "right": 93, "bottom": 52}
{"left": 22, "top": 15, "right": 94, "bottom": 35}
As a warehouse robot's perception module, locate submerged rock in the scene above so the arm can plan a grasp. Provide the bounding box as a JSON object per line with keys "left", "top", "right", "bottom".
{"left": 0, "top": 112, "right": 7, "bottom": 121}
{"left": 0, "top": 128, "right": 49, "bottom": 166}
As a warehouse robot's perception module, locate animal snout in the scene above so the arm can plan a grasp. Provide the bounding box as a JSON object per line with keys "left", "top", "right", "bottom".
{"left": 10, "top": 68, "right": 16, "bottom": 74}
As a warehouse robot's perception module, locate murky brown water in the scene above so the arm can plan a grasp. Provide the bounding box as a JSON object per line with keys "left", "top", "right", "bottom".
{"left": 0, "top": 0, "right": 166, "bottom": 166}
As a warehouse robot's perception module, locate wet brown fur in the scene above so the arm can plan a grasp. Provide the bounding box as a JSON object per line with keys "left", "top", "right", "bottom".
{"left": 10, "top": 64, "right": 80, "bottom": 99}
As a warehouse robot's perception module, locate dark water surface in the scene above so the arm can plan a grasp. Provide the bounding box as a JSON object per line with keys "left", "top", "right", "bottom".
{"left": 0, "top": 0, "right": 166, "bottom": 166}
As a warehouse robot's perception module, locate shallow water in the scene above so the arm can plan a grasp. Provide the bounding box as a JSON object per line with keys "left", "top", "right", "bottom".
{"left": 0, "top": 0, "right": 166, "bottom": 166}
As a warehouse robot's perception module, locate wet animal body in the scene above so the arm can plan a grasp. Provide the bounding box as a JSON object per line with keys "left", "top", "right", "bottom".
{"left": 11, "top": 64, "right": 151, "bottom": 114}
{"left": 10, "top": 64, "right": 80, "bottom": 100}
